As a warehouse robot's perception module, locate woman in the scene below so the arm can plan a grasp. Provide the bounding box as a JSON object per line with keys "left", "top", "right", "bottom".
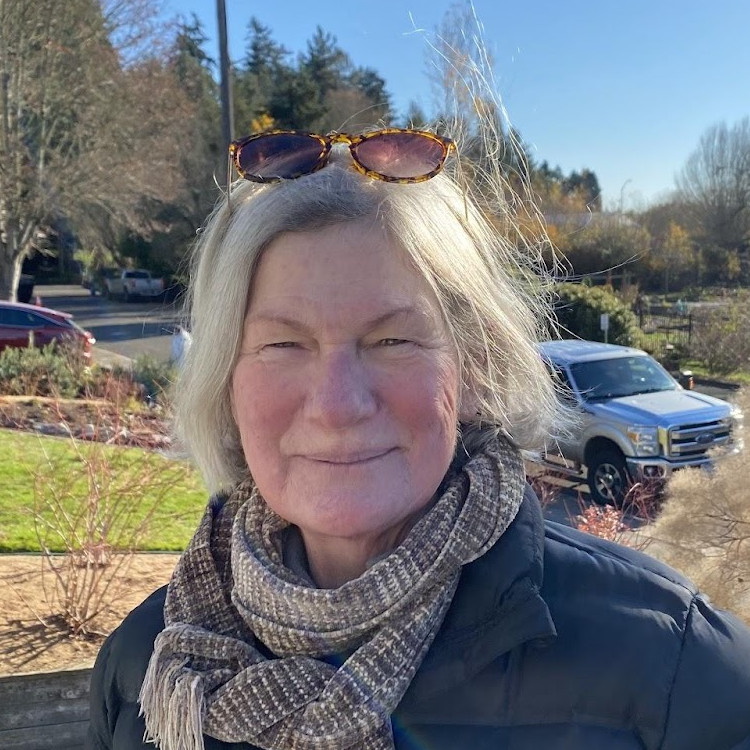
{"left": 87, "top": 129, "right": 750, "bottom": 750}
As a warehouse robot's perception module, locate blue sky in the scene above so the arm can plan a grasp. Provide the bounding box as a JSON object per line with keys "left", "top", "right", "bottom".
{"left": 163, "top": 1, "right": 750, "bottom": 208}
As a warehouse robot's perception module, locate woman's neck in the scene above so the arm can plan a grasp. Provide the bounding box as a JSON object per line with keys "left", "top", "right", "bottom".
{"left": 299, "top": 524, "right": 409, "bottom": 589}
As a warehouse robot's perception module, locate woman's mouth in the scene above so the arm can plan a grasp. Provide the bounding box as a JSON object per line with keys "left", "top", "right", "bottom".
{"left": 303, "top": 448, "right": 395, "bottom": 465}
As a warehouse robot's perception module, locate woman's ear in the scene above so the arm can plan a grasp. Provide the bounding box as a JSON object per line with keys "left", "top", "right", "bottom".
{"left": 229, "top": 381, "right": 238, "bottom": 423}
{"left": 458, "top": 386, "right": 481, "bottom": 422}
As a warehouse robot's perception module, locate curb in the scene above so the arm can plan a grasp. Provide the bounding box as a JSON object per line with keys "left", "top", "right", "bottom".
{"left": 693, "top": 377, "right": 742, "bottom": 391}
{"left": 668, "top": 371, "right": 741, "bottom": 391}
{"left": 93, "top": 346, "right": 133, "bottom": 370}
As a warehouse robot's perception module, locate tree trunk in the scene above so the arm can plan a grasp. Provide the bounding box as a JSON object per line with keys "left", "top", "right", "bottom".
{"left": 11, "top": 252, "right": 25, "bottom": 303}
{"left": 0, "top": 256, "right": 13, "bottom": 301}
{"left": 0, "top": 223, "right": 19, "bottom": 300}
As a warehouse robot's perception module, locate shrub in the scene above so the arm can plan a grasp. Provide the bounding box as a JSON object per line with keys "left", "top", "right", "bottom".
{"left": 571, "top": 483, "right": 657, "bottom": 549}
{"left": 132, "top": 354, "right": 177, "bottom": 405}
{"left": 553, "top": 283, "right": 639, "bottom": 346}
{"left": 575, "top": 503, "right": 629, "bottom": 543}
{"left": 689, "top": 302, "right": 750, "bottom": 375}
{"left": 80, "top": 365, "right": 143, "bottom": 404}
{"left": 644, "top": 386, "right": 750, "bottom": 623}
{"left": 525, "top": 472, "right": 562, "bottom": 510}
{"left": 31, "top": 420, "right": 193, "bottom": 636}
{"left": 0, "top": 342, "right": 85, "bottom": 397}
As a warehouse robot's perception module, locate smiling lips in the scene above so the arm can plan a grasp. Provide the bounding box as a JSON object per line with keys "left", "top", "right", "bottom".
{"left": 302, "top": 448, "right": 396, "bottom": 465}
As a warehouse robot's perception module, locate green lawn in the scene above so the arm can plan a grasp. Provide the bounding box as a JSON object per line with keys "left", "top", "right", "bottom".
{"left": 0, "top": 429, "right": 208, "bottom": 552}
{"left": 680, "top": 361, "right": 750, "bottom": 386}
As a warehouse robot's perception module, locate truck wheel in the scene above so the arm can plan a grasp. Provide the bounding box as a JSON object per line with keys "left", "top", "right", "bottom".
{"left": 588, "top": 449, "right": 630, "bottom": 506}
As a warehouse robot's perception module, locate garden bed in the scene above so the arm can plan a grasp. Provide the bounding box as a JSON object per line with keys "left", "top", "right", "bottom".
{"left": 0, "top": 553, "right": 178, "bottom": 676}
{"left": 0, "top": 395, "right": 170, "bottom": 450}
{"left": 0, "top": 393, "right": 191, "bottom": 675}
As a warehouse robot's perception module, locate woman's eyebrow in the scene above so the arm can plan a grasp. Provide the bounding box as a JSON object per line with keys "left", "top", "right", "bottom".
{"left": 245, "top": 313, "right": 312, "bottom": 334}
{"left": 246, "top": 306, "right": 431, "bottom": 332}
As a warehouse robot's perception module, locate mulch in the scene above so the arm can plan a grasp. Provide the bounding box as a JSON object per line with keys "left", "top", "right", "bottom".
{"left": 0, "top": 395, "right": 171, "bottom": 450}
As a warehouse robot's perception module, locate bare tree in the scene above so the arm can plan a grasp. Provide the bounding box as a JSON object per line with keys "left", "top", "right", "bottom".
{"left": 426, "top": 2, "right": 531, "bottom": 179}
{"left": 676, "top": 118, "right": 750, "bottom": 263}
{"left": 315, "top": 88, "right": 386, "bottom": 133}
{"left": 649, "top": 221, "right": 695, "bottom": 293}
{"left": 101, "top": 0, "right": 172, "bottom": 65}
{"left": 425, "top": 3, "right": 538, "bottom": 224}
{"left": 0, "top": 0, "right": 188, "bottom": 300}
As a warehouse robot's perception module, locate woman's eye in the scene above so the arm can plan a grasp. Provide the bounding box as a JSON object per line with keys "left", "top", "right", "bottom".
{"left": 266, "top": 341, "right": 299, "bottom": 349}
{"left": 377, "top": 338, "right": 411, "bottom": 347}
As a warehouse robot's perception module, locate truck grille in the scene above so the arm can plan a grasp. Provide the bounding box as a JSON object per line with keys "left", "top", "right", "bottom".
{"left": 667, "top": 419, "right": 731, "bottom": 458}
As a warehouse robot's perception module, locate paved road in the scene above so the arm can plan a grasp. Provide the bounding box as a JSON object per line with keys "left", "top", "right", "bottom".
{"left": 35, "top": 284, "right": 183, "bottom": 365}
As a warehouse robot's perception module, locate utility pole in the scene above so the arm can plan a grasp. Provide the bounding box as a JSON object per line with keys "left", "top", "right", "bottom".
{"left": 217, "top": 0, "right": 234, "bottom": 183}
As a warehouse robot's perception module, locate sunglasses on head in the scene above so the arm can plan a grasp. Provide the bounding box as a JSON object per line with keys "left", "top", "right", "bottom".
{"left": 228, "top": 128, "right": 455, "bottom": 185}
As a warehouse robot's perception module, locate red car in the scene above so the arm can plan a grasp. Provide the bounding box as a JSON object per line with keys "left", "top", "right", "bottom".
{"left": 0, "top": 301, "right": 96, "bottom": 360}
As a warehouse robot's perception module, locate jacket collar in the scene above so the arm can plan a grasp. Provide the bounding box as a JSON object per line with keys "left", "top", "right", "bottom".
{"left": 398, "top": 485, "right": 556, "bottom": 708}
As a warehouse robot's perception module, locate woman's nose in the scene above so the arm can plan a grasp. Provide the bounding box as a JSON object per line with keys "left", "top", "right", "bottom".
{"left": 305, "top": 347, "right": 377, "bottom": 427}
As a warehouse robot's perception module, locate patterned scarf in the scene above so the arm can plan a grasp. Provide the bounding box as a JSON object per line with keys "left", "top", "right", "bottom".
{"left": 139, "top": 436, "right": 525, "bottom": 750}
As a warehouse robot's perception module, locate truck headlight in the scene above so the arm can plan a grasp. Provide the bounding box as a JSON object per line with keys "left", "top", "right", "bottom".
{"left": 627, "top": 425, "right": 660, "bottom": 456}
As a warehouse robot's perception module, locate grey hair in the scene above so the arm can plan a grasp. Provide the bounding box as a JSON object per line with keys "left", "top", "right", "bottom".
{"left": 174, "top": 148, "right": 563, "bottom": 492}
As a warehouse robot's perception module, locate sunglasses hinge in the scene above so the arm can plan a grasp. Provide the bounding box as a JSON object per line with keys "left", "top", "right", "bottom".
{"left": 326, "top": 132, "right": 352, "bottom": 146}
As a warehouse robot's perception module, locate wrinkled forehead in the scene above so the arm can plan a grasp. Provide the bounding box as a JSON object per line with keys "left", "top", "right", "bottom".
{"left": 243, "top": 218, "right": 453, "bottom": 335}
{"left": 249, "top": 219, "right": 430, "bottom": 298}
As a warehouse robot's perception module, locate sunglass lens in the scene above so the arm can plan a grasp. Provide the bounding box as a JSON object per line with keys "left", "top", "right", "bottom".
{"left": 236, "top": 133, "right": 326, "bottom": 181}
{"left": 354, "top": 132, "right": 447, "bottom": 179}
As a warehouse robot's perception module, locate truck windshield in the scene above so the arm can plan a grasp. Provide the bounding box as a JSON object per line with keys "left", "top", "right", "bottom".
{"left": 569, "top": 356, "right": 678, "bottom": 402}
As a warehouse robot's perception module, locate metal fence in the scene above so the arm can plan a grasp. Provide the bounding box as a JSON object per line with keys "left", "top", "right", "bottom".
{"left": 637, "top": 309, "right": 694, "bottom": 350}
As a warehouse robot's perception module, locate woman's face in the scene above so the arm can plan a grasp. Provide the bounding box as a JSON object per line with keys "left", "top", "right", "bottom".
{"left": 231, "top": 219, "right": 462, "bottom": 545}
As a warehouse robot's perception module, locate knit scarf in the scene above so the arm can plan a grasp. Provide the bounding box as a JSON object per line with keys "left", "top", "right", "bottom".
{"left": 139, "top": 436, "right": 526, "bottom": 750}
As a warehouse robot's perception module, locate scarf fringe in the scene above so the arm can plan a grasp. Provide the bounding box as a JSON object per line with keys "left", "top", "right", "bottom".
{"left": 140, "top": 629, "right": 206, "bottom": 750}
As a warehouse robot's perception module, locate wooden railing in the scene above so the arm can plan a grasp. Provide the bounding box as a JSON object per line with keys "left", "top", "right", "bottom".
{"left": 0, "top": 668, "right": 91, "bottom": 750}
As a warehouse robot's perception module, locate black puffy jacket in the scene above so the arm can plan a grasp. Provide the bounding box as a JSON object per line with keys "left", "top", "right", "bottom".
{"left": 87, "top": 489, "right": 750, "bottom": 750}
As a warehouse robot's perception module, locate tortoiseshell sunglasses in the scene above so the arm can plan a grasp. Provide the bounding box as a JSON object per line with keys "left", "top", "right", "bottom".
{"left": 228, "top": 128, "right": 455, "bottom": 185}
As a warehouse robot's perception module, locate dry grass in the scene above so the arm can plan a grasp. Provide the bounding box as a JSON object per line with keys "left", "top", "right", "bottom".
{"left": 643, "top": 387, "right": 750, "bottom": 623}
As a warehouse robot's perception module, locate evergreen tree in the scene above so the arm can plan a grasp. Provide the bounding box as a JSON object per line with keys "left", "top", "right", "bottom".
{"left": 402, "top": 101, "right": 430, "bottom": 129}
{"left": 245, "top": 17, "right": 288, "bottom": 76}
{"left": 268, "top": 66, "right": 327, "bottom": 129}
{"left": 300, "top": 27, "right": 350, "bottom": 98}
{"left": 173, "top": 14, "right": 215, "bottom": 101}
{"left": 234, "top": 18, "right": 289, "bottom": 133}
{"left": 162, "top": 17, "right": 222, "bottom": 242}
{"left": 349, "top": 67, "right": 391, "bottom": 116}
{"left": 564, "top": 169, "right": 602, "bottom": 211}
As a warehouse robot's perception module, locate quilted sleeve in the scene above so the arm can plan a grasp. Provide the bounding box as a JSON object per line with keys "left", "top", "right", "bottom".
{"left": 661, "top": 595, "right": 750, "bottom": 750}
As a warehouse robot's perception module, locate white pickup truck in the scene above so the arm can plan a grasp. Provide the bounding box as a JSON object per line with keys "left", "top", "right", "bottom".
{"left": 537, "top": 340, "right": 743, "bottom": 505}
{"left": 105, "top": 269, "right": 163, "bottom": 301}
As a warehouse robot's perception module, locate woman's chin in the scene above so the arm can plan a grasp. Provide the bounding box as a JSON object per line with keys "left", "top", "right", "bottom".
{"left": 292, "top": 494, "right": 401, "bottom": 540}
